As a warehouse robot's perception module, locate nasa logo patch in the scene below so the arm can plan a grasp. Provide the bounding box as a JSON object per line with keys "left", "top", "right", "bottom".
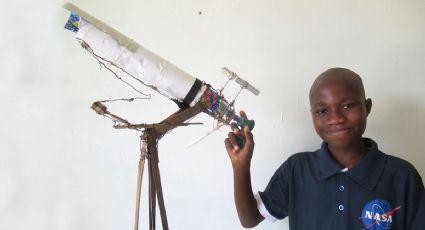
{"left": 361, "top": 199, "right": 400, "bottom": 230}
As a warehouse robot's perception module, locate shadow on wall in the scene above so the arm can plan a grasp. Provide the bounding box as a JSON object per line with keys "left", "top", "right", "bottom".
{"left": 368, "top": 96, "right": 425, "bottom": 179}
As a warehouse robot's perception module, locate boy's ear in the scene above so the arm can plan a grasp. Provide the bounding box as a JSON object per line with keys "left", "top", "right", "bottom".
{"left": 365, "top": 98, "right": 372, "bottom": 115}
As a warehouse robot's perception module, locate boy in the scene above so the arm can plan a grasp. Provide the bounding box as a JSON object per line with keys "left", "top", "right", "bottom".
{"left": 224, "top": 68, "right": 425, "bottom": 229}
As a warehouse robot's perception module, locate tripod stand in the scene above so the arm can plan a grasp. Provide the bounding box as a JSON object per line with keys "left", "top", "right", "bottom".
{"left": 91, "top": 95, "right": 211, "bottom": 230}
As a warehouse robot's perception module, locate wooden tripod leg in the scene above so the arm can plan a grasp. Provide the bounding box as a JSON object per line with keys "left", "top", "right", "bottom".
{"left": 148, "top": 155, "right": 157, "bottom": 230}
{"left": 150, "top": 144, "right": 169, "bottom": 230}
{"left": 134, "top": 137, "right": 147, "bottom": 230}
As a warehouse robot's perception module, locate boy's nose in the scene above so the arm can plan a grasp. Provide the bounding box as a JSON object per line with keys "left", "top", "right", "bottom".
{"left": 327, "top": 109, "right": 345, "bottom": 125}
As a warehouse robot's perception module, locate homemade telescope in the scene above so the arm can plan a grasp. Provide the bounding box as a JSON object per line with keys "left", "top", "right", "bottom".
{"left": 63, "top": 3, "right": 259, "bottom": 230}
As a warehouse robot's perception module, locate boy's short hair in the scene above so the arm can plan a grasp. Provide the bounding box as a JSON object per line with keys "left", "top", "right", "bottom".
{"left": 309, "top": 68, "right": 366, "bottom": 101}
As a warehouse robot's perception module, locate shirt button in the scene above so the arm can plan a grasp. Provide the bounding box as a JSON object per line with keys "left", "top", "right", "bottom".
{"left": 338, "top": 205, "right": 344, "bottom": 211}
{"left": 339, "top": 186, "right": 345, "bottom": 191}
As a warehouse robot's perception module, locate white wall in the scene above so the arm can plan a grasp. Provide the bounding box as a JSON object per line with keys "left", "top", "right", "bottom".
{"left": 1, "top": 0, "right": 424, "bottom": 229}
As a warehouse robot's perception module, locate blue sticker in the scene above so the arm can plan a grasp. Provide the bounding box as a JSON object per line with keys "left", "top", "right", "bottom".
{"left": 361, "top": 199, "right": 400, "bottom": 230}
{"left": 64, "top": 12, "right": 80, "bottom": 33}
{"left": 208, "top": 91, "right": 220, "bottom": 112}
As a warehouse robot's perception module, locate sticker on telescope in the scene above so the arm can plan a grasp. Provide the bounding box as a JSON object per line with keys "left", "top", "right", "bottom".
{"left": 207, "top": 90, "right": 220, "bottom": 112}
{"left": 64, "top": 12, "right": 80, "bottom": 33}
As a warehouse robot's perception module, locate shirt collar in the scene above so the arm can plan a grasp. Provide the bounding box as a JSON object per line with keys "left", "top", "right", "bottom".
{"left": 317, "top": 138, "right": 387, "bottom": 190}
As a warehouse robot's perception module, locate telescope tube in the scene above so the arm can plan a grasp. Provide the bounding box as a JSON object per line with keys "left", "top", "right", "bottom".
{"left": 64, "top": 3, "right": 205, "bottom": 109}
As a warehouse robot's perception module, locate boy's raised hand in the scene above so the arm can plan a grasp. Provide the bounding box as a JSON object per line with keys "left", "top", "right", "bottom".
{"left": 224, "top": 111, "right": 255, "bottom": 170}
{"left": 224, "top": 111, "right": 263, "bottom": 227}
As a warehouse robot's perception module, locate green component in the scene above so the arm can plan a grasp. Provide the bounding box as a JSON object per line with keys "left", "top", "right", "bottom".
{"left": 233, "top": 115, "right": 255, "bottom": 131}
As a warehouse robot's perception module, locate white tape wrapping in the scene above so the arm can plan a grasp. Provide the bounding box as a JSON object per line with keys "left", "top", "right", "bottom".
{"left": 65, "top": 2, "right": 205, "bottom": 106}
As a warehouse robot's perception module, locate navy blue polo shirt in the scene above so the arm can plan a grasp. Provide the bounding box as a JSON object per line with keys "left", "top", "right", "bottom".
{"left": 256, "top": 138, "right": 425, "bottom": 229}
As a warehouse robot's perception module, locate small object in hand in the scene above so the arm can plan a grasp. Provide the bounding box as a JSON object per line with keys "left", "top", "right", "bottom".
{"left": 233, "top": 115, "right": 255, "bottom": 130}
{"left": 232, "top": 115, "right": 255, "bottom": 148}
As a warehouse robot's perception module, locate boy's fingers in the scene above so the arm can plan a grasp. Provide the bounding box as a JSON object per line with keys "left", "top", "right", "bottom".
{"left": 224, "top": 138, "right": 234, "bottom": 152}
{"left": 243, "top": 126, "right": 254, "bottom": 148}
{"left": 243, "top": 126, "right": 253, "bottom": 139}
{"left": 239, "top": 110, "right": 248, "bottom": 119}
{"left": 227, "top": 132, "right": 240, "bottom": 150}
{"left": 230, "top": 122, "right": 240, "bottom": 134}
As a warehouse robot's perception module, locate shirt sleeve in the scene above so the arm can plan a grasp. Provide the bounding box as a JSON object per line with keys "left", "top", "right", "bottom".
{"left": 255, "top": 192, "right": 277, "bottom": 222}
{"left": 406, "top": 167, "right": 425, "bottom": 230}
{"left": 257, "top": 161, "right": 290, "bottom": 221}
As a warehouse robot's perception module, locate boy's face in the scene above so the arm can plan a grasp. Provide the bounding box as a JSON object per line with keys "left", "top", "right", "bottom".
{"left": 309, "top": 78, "right": 372, "bottom": 149}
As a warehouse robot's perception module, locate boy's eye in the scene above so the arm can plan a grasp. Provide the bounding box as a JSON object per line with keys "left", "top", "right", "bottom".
{"left": 342, "top": 103, "right": 356, "bottom": 109}
{"left": 315, "top": 108, "right": 327, "bottom": 116}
